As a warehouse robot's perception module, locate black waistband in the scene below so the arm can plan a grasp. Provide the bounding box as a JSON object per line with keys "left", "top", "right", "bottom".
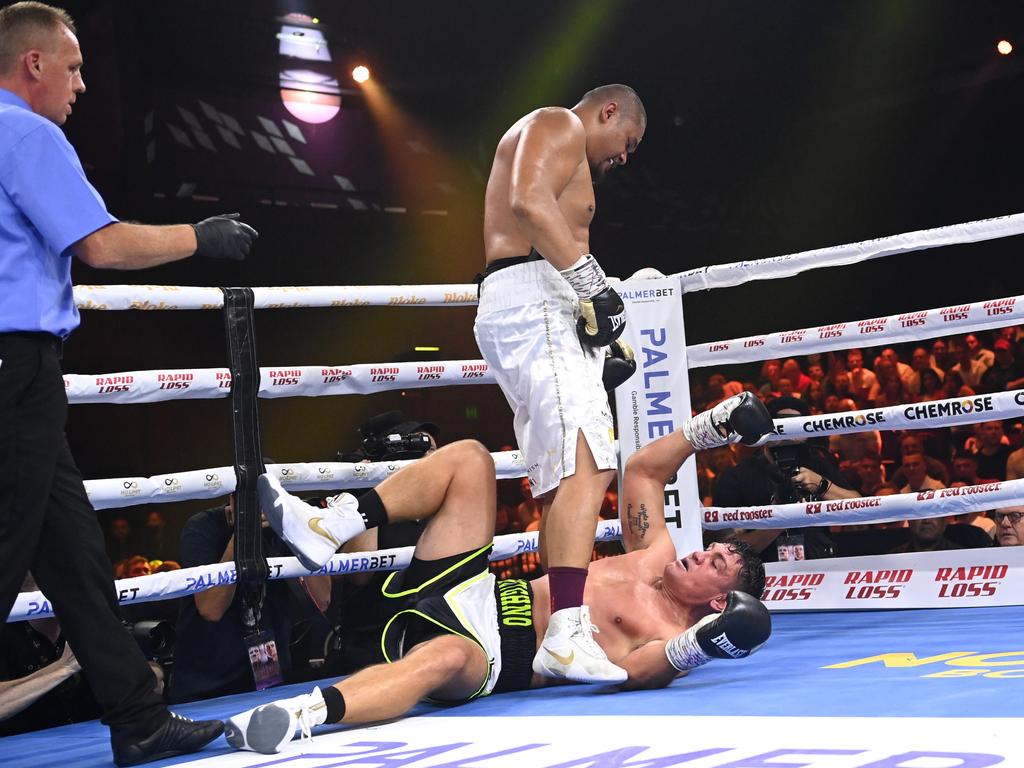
{"left": 492, "top": 578, "right": 537, "bottom": 695}
{"left": 0, "top": 331, "right": 63, "bottom": 357}
{"left": 473, "top": 250, "right": 545, "bottom": 297}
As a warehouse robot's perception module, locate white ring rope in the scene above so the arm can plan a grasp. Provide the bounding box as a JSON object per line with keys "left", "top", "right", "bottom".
{"left": 671, "top": 212, "right": 1024, "bottom": 292}
{"left": 7, "top": 520, "right": 623, "bottom": 622}
{"left": 764, "top": 389, "right": 1024, "bottom": 442}
{"left": 686, "top": 294, "right": 1024, "bottom": 368}
{"left": 702, "top": 479, "right": 1024, "bottom": 531}
{"left": 80, "top": 389, "right": 1024, "bottom": 510}
{"left": 73, "top": 284, "right": 481, "bottom": 311}
{"left": 85, "top": 452, "right": 527, "bottom": 510}
{"left": 72, "top": 212, "right": 1024, "bottom": 311}
{"left": 63, "top": 292, "right": 1024, "bottom": 406}
{"left": 64, "top": 360, "right": 493, "bottom": 405}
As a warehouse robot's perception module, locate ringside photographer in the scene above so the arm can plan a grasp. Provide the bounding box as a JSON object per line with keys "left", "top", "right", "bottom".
{"left": 712, "top": 397, "right": 858, "bottom": 561}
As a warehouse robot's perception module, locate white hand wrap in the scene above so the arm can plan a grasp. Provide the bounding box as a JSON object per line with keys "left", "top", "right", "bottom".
{"left": 681, "top": 409, "right": 726, "bottom": 451}
{"left": 664, "top": 626, "right": 712, "bottom": 672}
{"left": 559, "top": 254, "right": 609, "bottom": 300}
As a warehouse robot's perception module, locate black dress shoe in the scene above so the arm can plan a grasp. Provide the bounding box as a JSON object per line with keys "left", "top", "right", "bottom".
{"left": 111, "top": 712, "right": 224, "bottom": 766}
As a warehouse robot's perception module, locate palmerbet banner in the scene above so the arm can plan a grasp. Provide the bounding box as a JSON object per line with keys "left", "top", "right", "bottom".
{"left": 613, "top": 277, "right": 702, "bottom": 556}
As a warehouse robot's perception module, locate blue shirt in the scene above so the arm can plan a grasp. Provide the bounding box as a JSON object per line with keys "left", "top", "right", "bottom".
{"left": 0, "top": 88, "right": 116, "bottom": 337}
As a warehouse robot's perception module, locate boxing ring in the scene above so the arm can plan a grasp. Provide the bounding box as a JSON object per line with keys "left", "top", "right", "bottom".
{"left": 5, "top": 213, "right": 1024, "bottom": 766}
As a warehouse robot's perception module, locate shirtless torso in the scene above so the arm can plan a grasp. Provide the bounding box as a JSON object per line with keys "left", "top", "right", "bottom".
{"left": 528, "top": 546, "right": 687, "bottom": 688}
{"left": 483, "top": 107, "right": 596, "bottom": 268}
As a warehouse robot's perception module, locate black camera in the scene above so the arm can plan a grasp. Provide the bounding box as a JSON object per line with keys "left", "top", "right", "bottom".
{"left": 361, "top": 431, "right": 434, "bottom": 461}
{"left": 125, "top": 619, "right": 176, "bottom": 661}
{"left": 768, "top": 443, "right": 810, "bottom": 503}
{"left": 768, "top": 444, "right": 807, "bottom": 479}
{"left": 338, "top": 411, "right": 439, "bottom": 463}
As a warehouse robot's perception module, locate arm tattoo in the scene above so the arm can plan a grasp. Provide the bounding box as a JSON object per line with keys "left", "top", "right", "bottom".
{"left": 627, "top": 503, "right": 650, "bottom": 539}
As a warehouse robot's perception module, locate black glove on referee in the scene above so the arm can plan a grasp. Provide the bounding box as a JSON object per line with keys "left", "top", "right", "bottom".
{"left": 192, "top": 213, "right": 258, "bottom": 260}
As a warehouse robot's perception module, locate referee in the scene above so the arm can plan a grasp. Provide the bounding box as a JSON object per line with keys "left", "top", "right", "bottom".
{"left": 0, "top": 3, "right": 256, "bottom": 764}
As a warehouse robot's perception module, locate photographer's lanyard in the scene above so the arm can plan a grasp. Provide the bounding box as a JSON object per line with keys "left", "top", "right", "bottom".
{"left": 222, "top": 288, "right": 280, "bottom": 689}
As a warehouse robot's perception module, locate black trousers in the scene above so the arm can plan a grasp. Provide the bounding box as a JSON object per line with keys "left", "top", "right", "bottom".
{"left": 0, "top": 333, "right": 166, "bottom": 738}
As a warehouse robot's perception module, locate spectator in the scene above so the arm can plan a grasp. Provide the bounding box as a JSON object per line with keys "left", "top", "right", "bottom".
{"left": 105, "top": 516, "right": 135, "bottom": 564}
{"left": 941, "top": 368, "right": 973, "bottom": 400}
{"left": 898, "top": 453, "right": 944, "bottom": 494}
{"left": 514, "top": 475, "right": 543, "bottom": 533}
{"left": 889, "top": 516, "right": 963, "bottom": 553}
{"left": 828, "top": 370, "right": 854, "bottom": 402}
{"left": 917, "top": 368, "right": 945, "bottom": 402}
{"left": 846, "top": 349, "right": 877, "bottom": 406}
{"left": 951, "top": 450, "right": 998, "bottom": 486}
{"left": 949, "top": 507, "right": 997, "bottom": 541}
{"left": 807, "top": 361, "right": 827, "bottom": 386}
{"left": 777, "top": 377, "right": 797, "bottom": 399}
{"left": 781, "top": 359, "right": 811, "bottom": 395}
{"left": 805, "top": 381, "right": 826, "bottom": 413}
{"left": 854, "top": 454, "right": 886, "bottom": 497}
{"left": 965, "top": 333, "right": 995, "bottom": 371}
{"left": 998, "top": 325, "right": 1024, "bottom": 361}
{"left": 974, "top": 420, "right": 1012, "bottom": 480}
{"left": 907, "top": 346, "right": 943, "bottom": 397}
{"left": 705, "top": 445, "right": 737, "bottom": 499}
{"left": 878, "top": 347, "right": 913, "bottom": 390}
{"left": 140, "top": 511, "right": 169, "bottom": 560}
{"left": 870, "top": 360, "right": 910, "bottom": 408}
{"left": 891, "top": 433, "right": 949, "bottom": 487}
{"left": 707, "top": 373, "right": 743, "bottom": 404}
{"left": 829, "top": 398, "right": 882, "bottom": 465}
{"left": 759, "top": 359, "right": 782, "bottom": 393}
{"left": 980, "top": 339, "right": 1024, "bottom": 393}
{"left": 994, "top": 506, "right": 1024, "bottom": 547}
{"left": 0, "top": 574, "right": 98, "bottom": 735}
{"left": 948, "top": 337, "right": 986, "bottom": 390}
{"left": 931, "top": 338, "right": 952, "bottom": 373}
{"left": 119, "top": 555, "right": 151, "bottom": 579}
{"left": 1006, "top": 443, "right": 1024, "bottom": 481}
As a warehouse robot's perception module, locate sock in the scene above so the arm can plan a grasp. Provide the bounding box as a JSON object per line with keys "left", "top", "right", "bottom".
{"left": 548, "top": 566, "right": 588, "bottom": 613}
{"left": 319, "top": 685, "right": 346, "bottom": 724}
{"left": 356, "top": 488, "right": 389, "bottom": 529}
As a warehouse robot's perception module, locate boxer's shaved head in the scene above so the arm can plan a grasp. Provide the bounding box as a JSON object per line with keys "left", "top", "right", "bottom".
{"left": 579, "top": 83, "right": 646, "bottom": 128}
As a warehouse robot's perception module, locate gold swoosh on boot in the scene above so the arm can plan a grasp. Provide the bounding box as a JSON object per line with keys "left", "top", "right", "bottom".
{"left": 544, "top": 647, "right": 575, "bottom": 666}
{"left": 308, "top": 517, "right": 341, "bottom": 548}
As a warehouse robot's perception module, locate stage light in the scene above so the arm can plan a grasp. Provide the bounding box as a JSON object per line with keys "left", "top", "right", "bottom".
{"left": 414, "top": 346, "right": 440, "bottom": 352}
{"left": 352, "top": 65, "right": 370, "bottom": 83}
{"left": 997, "top": 39, "right": 1013, "bottom": 55}
{"left": 279, "top": 88, "right": 341, "bottom": 124}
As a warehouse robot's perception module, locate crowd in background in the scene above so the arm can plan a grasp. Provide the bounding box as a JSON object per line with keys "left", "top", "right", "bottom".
{"left": 688, "top": 328, "right": 1024, "bottom": 559}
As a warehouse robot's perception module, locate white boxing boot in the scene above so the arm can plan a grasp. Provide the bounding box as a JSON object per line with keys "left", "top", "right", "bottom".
{"left": 532, "top": 605, "right": 627, "bottom": 684}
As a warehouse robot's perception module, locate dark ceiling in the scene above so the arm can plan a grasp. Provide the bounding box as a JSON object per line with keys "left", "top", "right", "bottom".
{"left": 63, "top": 0, "right": 1024, "bottom": 256}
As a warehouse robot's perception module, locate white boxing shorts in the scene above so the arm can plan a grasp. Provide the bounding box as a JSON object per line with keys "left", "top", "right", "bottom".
{"left": 474, "top": 258, "right": 616, "bottom": 496}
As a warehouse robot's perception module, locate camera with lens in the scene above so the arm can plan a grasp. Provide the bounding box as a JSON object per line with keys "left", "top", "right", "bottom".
{"left": 769, "top": 443, "right": 805, "bottom": 480}
{"left": 767, "top": 442, "right": 824, "bottom": 504}
{"left": 338, "top": 410, "right": 440, "bottom": 463}
{"left": 361, "top": 430, "right": 434, "bottom": 461}
{"left": 123, "top": 619, "right": 176, "bottom": 662}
